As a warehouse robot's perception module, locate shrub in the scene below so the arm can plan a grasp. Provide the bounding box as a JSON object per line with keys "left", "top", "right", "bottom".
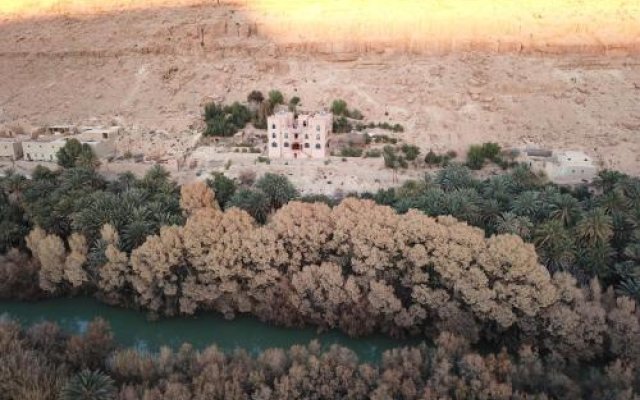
{"left": 424, "top": 150, "right": 443, "bottom": 166}
{"left": 481, "top": 142, "right": 501, "bottom": 161}
{"left": 373, "top": 122, "right": 404, "bottom": 133}
{"left": 268, "top": 90, "right": 284, "bottom": 105}
{"left": 466, "top": 142, "right": 503, "bottom": 170}
{"left": 340, "top": 147, "right": 363, "bottom": 157}
{"left": 203, "top": 102, "right": 251, "bottom": 137}
{"left": 364, "top": 149, "right": 381, "bottom": 158}
{"left": 330, "top": 99, "right": 348, "bottom": 116}
{"left": 247, "top": 90, "right": 264, "bottom": 104}
{"left": 256, "top": 156, "right": 270, "bottom": 164}
{"left": 298, "top": 194, "right": 336, "bottom": 206}
{"left": 382, "top": 146, "right": 408, "bottom": 169}
{"left": 466, "top": 145, "right": 486, "bottom": 170}
{"left": 400, "top": 144, "right": 420, "bottom": 161}
{"left": 392, "top": 123, "right": 404, "bottom": 132}
{"left": 332, "top": 116, "right": 352, "bottom": 133}
{"left": 349, "top": 109, "right": 364, "bottom": 120}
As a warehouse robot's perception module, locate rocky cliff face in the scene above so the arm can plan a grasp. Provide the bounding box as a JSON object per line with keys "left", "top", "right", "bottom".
{"left": 2, "top": 0, "right": 640, "bottom": 56}
{"left": 0, "top": 1, "right": 639, "bottom": 174}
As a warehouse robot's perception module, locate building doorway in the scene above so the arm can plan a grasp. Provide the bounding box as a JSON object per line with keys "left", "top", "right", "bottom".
{"left": 292, "top": 142, "right": 301, "bottom": 151}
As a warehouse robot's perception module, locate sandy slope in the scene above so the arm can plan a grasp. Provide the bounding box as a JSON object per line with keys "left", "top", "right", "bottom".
{"left": 0, "top": 2, "right": 639, "bottom": 173}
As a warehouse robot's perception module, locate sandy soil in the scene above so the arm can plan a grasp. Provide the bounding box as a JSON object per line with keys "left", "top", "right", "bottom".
{"left": 0, "top": 2, "right": 639, "bottom": 175}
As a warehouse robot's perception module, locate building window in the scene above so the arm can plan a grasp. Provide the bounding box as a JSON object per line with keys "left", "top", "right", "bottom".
{"left": 294, "top": 133, "right": 299, "bottom": 139}
{"left": 271, "top": 142, "right": 278, "bottom": 147}
{"left": 316, "top": 134, "right": 320, "bottom": 140}
{"left": 315, "top": 143, "right": 321, "bottom": 149}
{"left": 305, "top": 134, "right": 308, "bottom": 139}
{"left": 303, "top": 121, "right": 307, "bottom": 127}
{"left": 304, "top": 143, "right": 310, "bottom": 148}
{"left": 316, "top": 125, "right": 320, "bottom": 131}
{"left": 272, "top": 133, "right": 276, "bottom": 138}
{"left": 284, "top": 133, "right": 288, "bottom": 139}
{"left": 272, "top": 124, "right": 276, "bottom": 129}
{"left": 284, "top": 142, "right": 290, "bottom": 148}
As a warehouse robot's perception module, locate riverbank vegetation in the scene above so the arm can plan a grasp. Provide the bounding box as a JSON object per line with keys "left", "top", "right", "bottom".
{"left": 1, "top": 318, "right": 636, "bottom": 399}
{"left": 2, "top": 163, "right": 640, "bottom": 397}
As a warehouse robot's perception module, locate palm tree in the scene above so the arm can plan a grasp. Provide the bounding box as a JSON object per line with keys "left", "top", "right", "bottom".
{"left": 403, "top": 188, "right": 447, "bottom": 217}
{"left": 445, "top": 189, "right": 482, "bottom": 225}
{"left": 576, "top": 208, "right": 613, "bottom": 246}
{"left": 548, "top": 193, "right": 582, "bottom": 227}
{"left": 611, "top": 210, "right": 636, "bottom": 251}
{"left": 617, "top": 277, "right": 640, "bottom": 302}
{"left": 140, "top": 165, "right": 173, "bottom": 193}
{"left": 597, "top": 189, "right": 628, "bottom": 215}
{"left": 0, "top": 169, "right": 27, "bottom": 204}
{"left": 436, "top": 164, "right": 475, "bottom": 192}
{"left": 495, "top": 212, "right": 533, "bottom": 240}
{"left": 481, "top": 174, "right": 516, "bottom": 208}
{"left": 61, "top": 370, "right": 116, "bottom": 400}
{"left": 511, "top": 191, "right": 542, "bottom": 221}
{"left": 59, "top": 167, "right": 106, "bottom": 192}
{"left": 509, "top": 163, "right": 545, "bottom": 191}
{"left": 534, "top": 220, "right": 576, "bottom": 272}
{"left": 577, "top": 240, "right": 615, "bottom": 279}
{"left": 594, "top": 169, "right": 626, "bottom": 193}
{"left": 107, "top": 171, "right": 138, "bottom": 193}
{"left": 479, "top": 198, "right": 503, "bottom": 232}
{"left": 121, "top": 207, "right": 155, "bottom": 252}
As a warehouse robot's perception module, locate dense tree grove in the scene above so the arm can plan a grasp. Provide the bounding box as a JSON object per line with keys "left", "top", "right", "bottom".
{"left": 3, "top": 164, "right": 640, "bottom": 397}
{"left": 0, "top": 165, "right": 182, "bottom": 254}
{"left": 362, "top": 164, "right": 640, "bottom": 296}
{"left": 1, "top": 318, "right": 639, "bottom": 399}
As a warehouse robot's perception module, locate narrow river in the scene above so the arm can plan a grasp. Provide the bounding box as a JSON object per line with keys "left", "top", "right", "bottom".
{"left": 0, "top": 298, "right": 425, "bottom": 363}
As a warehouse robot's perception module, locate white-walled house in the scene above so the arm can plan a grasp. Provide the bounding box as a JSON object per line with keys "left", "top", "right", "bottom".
{"left": 547, "top": 151, "right": 597, "bottom": 184}
{"left": 22, "top": 139, "right": 67, "bottom": 162}
{"left": 0, "top": 139, "right": 23, "bottom": 160}
{"left": 522, "top": 149, "right": 598, "bottom": 184}
{"left": 267, "top": 111, "right": 332, "bottom": 159}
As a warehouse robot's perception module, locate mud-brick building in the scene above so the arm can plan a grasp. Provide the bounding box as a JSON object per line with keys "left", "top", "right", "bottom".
{"left": 267, "top": 111, "right": 332, "bottom": 159}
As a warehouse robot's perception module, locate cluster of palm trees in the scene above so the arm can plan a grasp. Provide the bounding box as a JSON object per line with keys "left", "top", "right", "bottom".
{"left": 363, "top": 165, "right": 640, "bottom": 297}
{"left": 0, "top": 165, "right": 183, "bottom": 265}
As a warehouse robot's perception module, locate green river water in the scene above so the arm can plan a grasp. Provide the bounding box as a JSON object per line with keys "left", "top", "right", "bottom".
{"left": 0, "top": 298, "right": 424, "bottom": 363}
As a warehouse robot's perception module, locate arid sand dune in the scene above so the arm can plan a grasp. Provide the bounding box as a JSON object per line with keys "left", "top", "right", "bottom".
{"left": 0, "top": 1, "right": 639, "bottom": 173}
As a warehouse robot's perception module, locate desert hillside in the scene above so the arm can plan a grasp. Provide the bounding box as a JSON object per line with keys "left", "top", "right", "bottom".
{"left": 0, "top": 1, "right": 639, "bottom": 173}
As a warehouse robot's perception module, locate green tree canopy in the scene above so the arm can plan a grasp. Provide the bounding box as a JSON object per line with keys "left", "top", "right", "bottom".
{"left": 57, "top": 139, "right": 99, "bottom": 169}
{"left": 255, "top": 173, "right": 299, "bottom": 210}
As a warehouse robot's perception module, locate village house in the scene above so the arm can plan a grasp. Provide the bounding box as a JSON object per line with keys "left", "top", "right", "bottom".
{"left": 22, "top": 134, "right": 114, "bottom": 162}
{"left": 0, "top": 139, "right": 23, "bottom": 160}
{"left": 267, "top": 111, "right": 332, "bottom": 159}
{"left": 523, "top": 149, "right": 597, "bottom": 184}
{"left": 548, "top": 151, "right": 597, "bottom": 184}
{"left": 78, "top": 126, "right": 122, "bottom": 141}
{"left": 22, "top": 138, "right": 67, "bottom": 162}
